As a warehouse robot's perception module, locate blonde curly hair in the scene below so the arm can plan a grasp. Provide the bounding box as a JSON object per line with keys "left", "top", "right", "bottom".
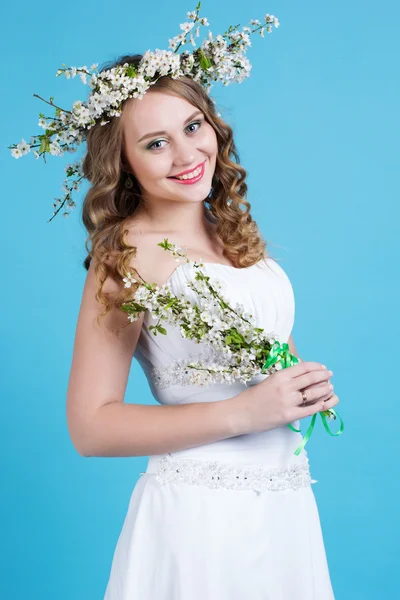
{"left": 81, "top": 53, "right": 271, "bottom": 327}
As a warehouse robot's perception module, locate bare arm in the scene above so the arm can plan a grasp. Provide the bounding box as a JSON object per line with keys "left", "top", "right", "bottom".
{"left": 288, "top": 334, "right": 303, "bottom": 361}
{"left": 66, "top": 256, "right": 249, "bottom": 458}
{"left": 82, "top": 397, "right": 246, "bottom": 457}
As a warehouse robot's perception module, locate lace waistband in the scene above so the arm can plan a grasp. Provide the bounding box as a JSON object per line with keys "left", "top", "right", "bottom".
{"left": 145, "top": 454, "right": 316, "bottom": 493}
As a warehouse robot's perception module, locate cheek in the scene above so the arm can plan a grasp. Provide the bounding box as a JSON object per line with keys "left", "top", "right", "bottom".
{"left": 137, "top": 151, "right": 176, "bottom": 189}
{"left": 129, "top": 152, "right": 169, "bottom": 183}
{"left": 147, "top": 155, "right": 173, "bottom": 181}
{"left": 202, "top": 126, "right": 218, "bottom": 155}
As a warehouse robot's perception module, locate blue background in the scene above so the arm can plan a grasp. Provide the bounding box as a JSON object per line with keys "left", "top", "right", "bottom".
{"left": 2, "top": 0, "right": 399, "bottom": 598}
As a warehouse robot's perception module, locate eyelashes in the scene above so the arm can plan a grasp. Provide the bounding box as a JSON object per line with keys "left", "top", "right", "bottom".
{"left": 147, "top": 120, "right": 203, "bottom": 151}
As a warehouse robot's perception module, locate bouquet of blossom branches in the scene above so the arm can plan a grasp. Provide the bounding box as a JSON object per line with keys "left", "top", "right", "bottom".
{"left": 121, "top": 239, "right": 344, "bottom": 455}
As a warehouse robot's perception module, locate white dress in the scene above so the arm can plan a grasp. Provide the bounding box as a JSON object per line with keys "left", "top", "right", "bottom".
{"left": 104, "top": 257, "right": 335, "bottom": 599}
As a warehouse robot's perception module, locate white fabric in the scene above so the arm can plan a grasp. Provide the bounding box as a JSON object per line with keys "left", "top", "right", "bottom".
{"left": 104, "top": 258, "right": 335, "bottom": 599}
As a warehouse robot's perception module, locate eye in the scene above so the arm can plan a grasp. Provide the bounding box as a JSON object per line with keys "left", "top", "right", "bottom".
{"left": 147, "top": 120, "right": 203, "bottom": 151}
{"left": 186, "top": 120, "right": 202, "bottom": 134}
{"left": 147, "top": 139, "right": 167, "bottom": 151}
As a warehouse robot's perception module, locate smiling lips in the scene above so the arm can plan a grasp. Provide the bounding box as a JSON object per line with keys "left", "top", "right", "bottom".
{"left": 169, "top": 160, "right": 206, "bottom": 185}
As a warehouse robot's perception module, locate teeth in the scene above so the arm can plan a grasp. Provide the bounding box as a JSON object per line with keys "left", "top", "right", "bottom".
{"left": 176, "top": 165, "right": 202, "bottom": 180}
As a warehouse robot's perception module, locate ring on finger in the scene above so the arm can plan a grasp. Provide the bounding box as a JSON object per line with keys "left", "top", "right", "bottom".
{"left": 300, "top": 390, "right": 307, "bottom": 404}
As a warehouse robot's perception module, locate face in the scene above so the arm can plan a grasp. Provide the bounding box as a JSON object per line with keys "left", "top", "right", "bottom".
{"left": 121, "top": 90, "right": 218, "bottom": 206}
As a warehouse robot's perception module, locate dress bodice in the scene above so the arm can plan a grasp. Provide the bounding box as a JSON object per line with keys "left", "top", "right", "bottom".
{"left": 133, "top": 256, "right": 309, "bottom": 467}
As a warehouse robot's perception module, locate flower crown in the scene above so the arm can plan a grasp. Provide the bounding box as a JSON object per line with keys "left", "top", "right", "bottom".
{"left": 8, "top": 2, "right": 279, "bottom": 222}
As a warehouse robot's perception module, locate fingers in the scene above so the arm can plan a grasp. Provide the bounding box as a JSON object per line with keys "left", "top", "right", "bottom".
{"left": 300, "top": 394, "right": 339, "bottom": 419}
{"left": 293, "top": 369, "right": 333, "bottom": 395}
{"left": 298, "top": 381, "right": 333, "bottom": 406}
{"left": 287, "top": 361, "right": 328, "bottom": 378}
{"left": 322, "top": 394, "right": 339, "bottom": 410}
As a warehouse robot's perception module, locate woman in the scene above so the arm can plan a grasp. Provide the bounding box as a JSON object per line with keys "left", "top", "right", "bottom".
{"left": 66, "top": 53, "right": 339, "bottom": 599}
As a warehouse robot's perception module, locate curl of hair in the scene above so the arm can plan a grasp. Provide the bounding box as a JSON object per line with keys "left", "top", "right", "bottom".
{"left": 81, "top": 53, "right": 272, "bottom": 328}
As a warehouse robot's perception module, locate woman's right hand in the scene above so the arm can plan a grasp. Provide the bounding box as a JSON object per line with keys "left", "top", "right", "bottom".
{"left": 237, "top": 361, "right": 340, "bottom": 435}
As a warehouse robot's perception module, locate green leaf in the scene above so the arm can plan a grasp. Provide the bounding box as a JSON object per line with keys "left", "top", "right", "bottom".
{"left": 230, "top": 331, "right": 245, "bottom": 344}
{"left": 157, "top": 326, "right": 167, "bottom": 335}
{"left": 39, "top": 137, "right": 50, "bottom": 153}
{"left": 132, "top": 302, "right": 145, "bottom": 311}
{"left": 157, "top": 238, "right": 172, "bottom": 251}
{"left": 126, "top": 65, "right": 137, "bottom": 78}
{"left": 199, "top": 50, "right": 212, "bottom": 71}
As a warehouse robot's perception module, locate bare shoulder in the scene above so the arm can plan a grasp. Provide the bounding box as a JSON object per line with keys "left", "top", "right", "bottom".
{"left": 124, "top": 218, "right": 185, "bottom": 288}
{"left": 122, "top": 210, "right": 228, "bottom": 287}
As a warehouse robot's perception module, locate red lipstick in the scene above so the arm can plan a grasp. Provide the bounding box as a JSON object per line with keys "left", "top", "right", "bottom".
{"left": 168, "top": 160, "right": 206, "bottom": 185}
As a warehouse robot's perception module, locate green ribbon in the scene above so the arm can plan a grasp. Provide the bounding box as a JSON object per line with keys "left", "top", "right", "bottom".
{"left": 262, "top": 341, "right": 344, "bottom": 456}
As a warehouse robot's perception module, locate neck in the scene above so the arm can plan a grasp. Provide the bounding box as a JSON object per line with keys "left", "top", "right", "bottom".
{"left": 132, "top": 200, "right": 216, "bottom": 238}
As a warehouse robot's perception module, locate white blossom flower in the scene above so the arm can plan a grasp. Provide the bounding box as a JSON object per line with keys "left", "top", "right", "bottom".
{"left": 180, "top": 21, "right": 195, "bottom": 33}
{"left": 49, "top": 141, "right": 62, "bottom": 155}
{"left": 128, "top": 313, "right": 139, "bottom": 323}
{"left": 17, "top": 139, "right": 30, "bottom": 155}
{"left": 168, "top": 37, "right": 179, "bottom": 51}
{"left": 11, "top": 147, "right": 22, "bottom": 158}
{"left": 123, "top": 272, "right": 137, "bottom": 288}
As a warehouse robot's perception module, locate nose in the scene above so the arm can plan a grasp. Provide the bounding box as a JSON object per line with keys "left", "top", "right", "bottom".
{"left": 172, "top": 137, "right": 196, "bottom": 167}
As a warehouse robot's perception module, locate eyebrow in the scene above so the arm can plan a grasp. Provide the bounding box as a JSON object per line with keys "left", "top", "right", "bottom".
{"left": 137, "top": 110, "right": 204, "bottom": 144}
